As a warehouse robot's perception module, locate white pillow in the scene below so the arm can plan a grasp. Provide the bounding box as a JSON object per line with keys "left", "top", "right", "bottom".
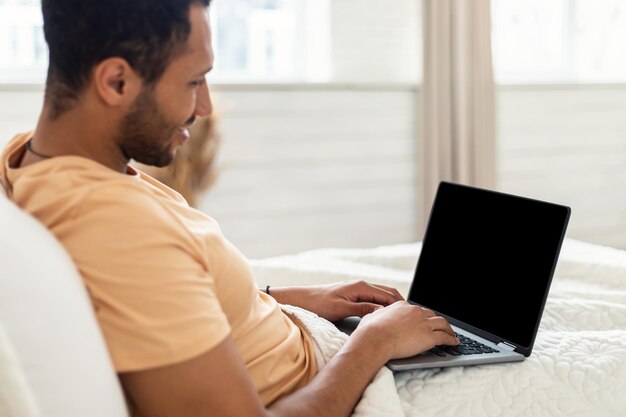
{"left": 0, "top": 322, "right": 41, "bottom": 417}
{"left": 0, "top": 192, "right": 129, "bottom": 417}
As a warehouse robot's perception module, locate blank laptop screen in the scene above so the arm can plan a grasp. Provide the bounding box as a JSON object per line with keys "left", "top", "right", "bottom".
{"left": 408, "top": 182, "right": 570, "bottom": 349}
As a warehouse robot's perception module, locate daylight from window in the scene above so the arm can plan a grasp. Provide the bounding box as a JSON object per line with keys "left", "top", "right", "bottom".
{"left": 1, "top": 0, "right": 625, "bottom": 84}
{"left": 0, "top": 0, "right": 45, "bottom": 83}
{"left": 210, "top": 0, "right": 329, "bottom": 82}
{"left": 0, "top": 0, "right": 329, "bottom": 83}
{"left": 492, "top": 0, "right": 626, "bottom": 83}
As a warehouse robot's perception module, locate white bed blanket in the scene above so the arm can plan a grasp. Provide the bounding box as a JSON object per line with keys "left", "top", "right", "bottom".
{"left": 252, "top": 238, "right": 626, "bottom": 417}
{"left": 280, "top": 304, "right": 404, "bottom": 417}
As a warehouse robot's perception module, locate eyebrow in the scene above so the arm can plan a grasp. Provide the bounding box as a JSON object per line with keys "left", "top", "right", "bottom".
{"left": 196, "top": 66, "right": 213, "bottom": 77}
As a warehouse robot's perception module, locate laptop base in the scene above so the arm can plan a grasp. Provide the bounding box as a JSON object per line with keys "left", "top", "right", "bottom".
{"left": 334, "top": 316, "right": 525, "bottom": 371}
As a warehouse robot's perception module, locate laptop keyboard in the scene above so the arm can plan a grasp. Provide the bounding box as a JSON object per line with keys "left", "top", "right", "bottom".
{"left": 429, "top": 333, "right": 498, "bottom": 357}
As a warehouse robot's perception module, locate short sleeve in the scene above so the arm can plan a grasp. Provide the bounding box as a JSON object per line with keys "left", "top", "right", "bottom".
{"left": 63, "top": 183, "right": 230, "bottom": 372}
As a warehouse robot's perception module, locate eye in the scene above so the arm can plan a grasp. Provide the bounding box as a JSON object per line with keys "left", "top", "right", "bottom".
{"left": 191, "top": 79, "right": 205, "bottom": 88}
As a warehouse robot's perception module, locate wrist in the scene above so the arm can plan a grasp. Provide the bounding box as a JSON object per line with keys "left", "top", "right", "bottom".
{"left": 340, "top": 331, "right": 391, "bottom": 369}
{"left": 263, "top": 286, "right": 299, "bottom": 305}
{"left": 344, "top": 327, "right": 393, "bottom": 366}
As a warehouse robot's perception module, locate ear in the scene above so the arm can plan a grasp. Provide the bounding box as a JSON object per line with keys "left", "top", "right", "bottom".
{"left": 92, "top": 57, "right": 142, "bottom": 107}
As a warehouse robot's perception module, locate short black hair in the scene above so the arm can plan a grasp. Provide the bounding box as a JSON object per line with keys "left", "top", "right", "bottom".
{"left": 42, "top": 0, "right": 210, "bottom": 118}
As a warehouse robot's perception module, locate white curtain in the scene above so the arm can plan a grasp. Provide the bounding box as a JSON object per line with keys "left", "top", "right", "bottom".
{"left": 420, "top": 0, "right": 496, "bottom": 235}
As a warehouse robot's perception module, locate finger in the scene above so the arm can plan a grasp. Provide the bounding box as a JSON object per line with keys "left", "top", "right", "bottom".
{"left": 371, "top": 284, "right": 405, "bottom": 301}
{"left": 432, "top": 329, "right": 460, "bottom": 346}
{"left": 355, "top": 283, "right": 401, "bottom": 306}
{"left": 427, "top": 316, "right": 457, "bottom": 338}
{"left": 420, "top": 307, "right": 437, "bottom": 318}
{"left": 350, "top": 302, "right": 384, "bottom": 317}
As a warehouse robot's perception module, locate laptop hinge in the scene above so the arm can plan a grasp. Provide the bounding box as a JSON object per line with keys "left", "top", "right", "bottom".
{"left": 497, "top": 341, "right": 516, "bottom": 351}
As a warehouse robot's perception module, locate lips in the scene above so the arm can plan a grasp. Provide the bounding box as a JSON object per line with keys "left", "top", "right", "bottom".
{"left": 177, "top": 127, "right": 190, "bottom": 144}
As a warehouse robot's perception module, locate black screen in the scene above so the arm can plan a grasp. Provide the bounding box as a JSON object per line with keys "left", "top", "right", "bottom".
{"left": 408, "top": 182, "right": 570, "bottom": 349}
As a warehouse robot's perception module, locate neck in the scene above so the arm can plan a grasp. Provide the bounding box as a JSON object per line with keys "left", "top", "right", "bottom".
{"left": 32, "top": 103, "right": 130, "bottom": 173}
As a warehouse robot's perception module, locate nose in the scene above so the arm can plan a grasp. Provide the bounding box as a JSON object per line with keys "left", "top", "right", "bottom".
{"left": 194, "top": 81, "right": 213, "bottom": 117}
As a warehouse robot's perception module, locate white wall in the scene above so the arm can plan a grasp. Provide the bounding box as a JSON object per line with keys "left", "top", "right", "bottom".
{"left": 0, "top": 84, "right": 421, "bottom": 259}
{"left": 497, "top": 85, "right": 626, "bottom": 250}
{"left": 3, "top": 84, "right": 626, "bottom": 257}
{"left": 0, "top": 86, "right": 43, "bottom": 140}
{"left": 204, "top": 84, "right": 419, "bottom": 258}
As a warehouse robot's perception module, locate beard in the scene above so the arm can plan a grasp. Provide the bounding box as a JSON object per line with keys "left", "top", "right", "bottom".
{"left": 117, "top": 86, "right": 192, "bottom": 168}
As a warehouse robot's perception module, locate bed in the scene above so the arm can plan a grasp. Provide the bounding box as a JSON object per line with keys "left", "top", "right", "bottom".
{"left": 1, "top": 183, "right": 625, "bottom": 416}
{"left": 251, "top": 238, "right": 626, "bottom": 417}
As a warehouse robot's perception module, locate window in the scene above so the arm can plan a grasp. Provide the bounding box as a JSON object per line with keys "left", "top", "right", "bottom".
{"left": 211, "top": 0, "right": 330, "bottom": 82}
{"left": 491, "top": 0, "right": 626, "bottom": 84}
{"left": 0, "top": 0, "right": 330, "bottom": 84}
{"left": 0, "top": 0, "right": 46, "bottom": 83}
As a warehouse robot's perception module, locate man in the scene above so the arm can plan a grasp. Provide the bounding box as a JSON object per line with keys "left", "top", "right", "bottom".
{"left": 0, "top": 1, "right": 459, "bottom": 416}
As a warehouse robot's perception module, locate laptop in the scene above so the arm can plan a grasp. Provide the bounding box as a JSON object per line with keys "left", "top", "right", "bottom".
{"left": 335, "top": 181, "right": 571, "bottom": 370}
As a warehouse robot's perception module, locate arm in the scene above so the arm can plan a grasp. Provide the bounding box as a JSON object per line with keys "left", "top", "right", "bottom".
{"left": 267, "top": 280, "right": 405, "bottom": 321}
{"left": 120, "top": 301, "right": 458, "bottom": 417}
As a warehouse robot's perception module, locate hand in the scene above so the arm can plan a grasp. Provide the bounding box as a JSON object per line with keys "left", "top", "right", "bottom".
{"left": 268, "top": 280, "right": 404, "bottom": 322}
{"left": 352, "top": 301, "right": 460, "bottom": 360}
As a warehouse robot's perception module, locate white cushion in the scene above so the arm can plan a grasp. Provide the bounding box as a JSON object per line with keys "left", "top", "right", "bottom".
{"left": 0, "top": 192, "right": 129, "bottom": 417}
{"left": 0, "top": 322, "right": 40, "bottom": 417}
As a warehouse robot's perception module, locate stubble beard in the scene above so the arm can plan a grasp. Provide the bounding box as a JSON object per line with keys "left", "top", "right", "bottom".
{"left": 117, "top": 87, "right": 179, "bottom": 168}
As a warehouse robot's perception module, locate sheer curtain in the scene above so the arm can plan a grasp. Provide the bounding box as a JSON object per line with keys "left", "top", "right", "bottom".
{"left": 420, "top": 0, "right": 496, "bottom": 234}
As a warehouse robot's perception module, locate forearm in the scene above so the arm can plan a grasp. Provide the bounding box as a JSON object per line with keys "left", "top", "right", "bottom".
{"left": 267, "top": 335, "right": 389, "bottom": 417}
{"left": 264, "top": 282, "right": 403, "bottom": 323}
{"left": 265, "top": 286, "right": 307, "bottom": 307}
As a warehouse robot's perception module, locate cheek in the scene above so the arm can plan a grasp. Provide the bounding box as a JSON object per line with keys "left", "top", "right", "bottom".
{"left": 156, "top": 87, "right": 195, "bottom": 122}
{"left": 176, "top": 91, "right": 197, "bottom": 121}
{"left": 162, "top": 99, "right": 192, "bottom": 126}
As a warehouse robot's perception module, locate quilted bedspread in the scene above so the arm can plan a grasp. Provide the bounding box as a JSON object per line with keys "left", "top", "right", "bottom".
{"left": 250, "top": 238, "right": 626, "bottom": 417}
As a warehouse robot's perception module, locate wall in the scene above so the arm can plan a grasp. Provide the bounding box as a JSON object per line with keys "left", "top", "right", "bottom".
{"left": 201, "top": 84, "right": 419, "bottom": 258}
{"left": 0, "top": 84, "right": 421, "bottom": 259}
{"left": 0, "top": 86, "right": 43, "bottom": 141}
{"left": 2, "top": 84, "right": 626, "bottom": 257}
{"left": 497, "top": 84, "right": 626, "bottom": 250}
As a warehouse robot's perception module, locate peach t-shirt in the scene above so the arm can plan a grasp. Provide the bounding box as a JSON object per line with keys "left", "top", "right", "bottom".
{"left": 0, "top": 132, "right": 317, "bottom": 407}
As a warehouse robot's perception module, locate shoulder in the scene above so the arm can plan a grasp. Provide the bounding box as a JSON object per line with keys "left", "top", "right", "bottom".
{"left": 77, "top": 177, "right": 177, "bottom": 222}
{"left": 70, "top": 177, "right": 215, "bottom": 259}
{"left": 64, "top": 178, "right": 185, "bottom": 248}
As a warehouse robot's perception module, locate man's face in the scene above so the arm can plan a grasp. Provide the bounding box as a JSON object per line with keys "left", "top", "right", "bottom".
{"left": 118, "top": 4, "right": 214, "bottom": 167}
